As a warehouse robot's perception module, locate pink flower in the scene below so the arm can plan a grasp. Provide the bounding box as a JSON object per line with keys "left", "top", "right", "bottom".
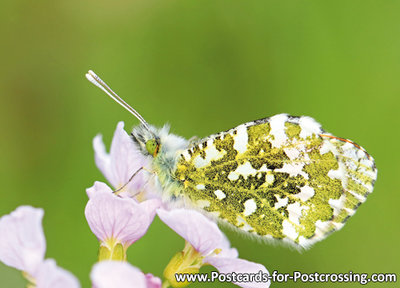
{"left": 91, "top": 261, "right": 161, "bottom": 288}
{"left": 85, "top": 182, "right": 161, "bottom": 259}
{"left": 0, "top": 206, "right": 80, "bottom": 288}
{"left": 35, "top": 259, "right": 80, "bottom": 288}
{"left": 0, "top": 206, "right": 45, "bottom": 275}
{"left": 144, "top": 273, "right": 163, "bottom": 288}
{"left": 157, "top": 209, "right": 270, "bottom": 288}
{"left": 93, "top": 121, "right": 150, "bottom": 196}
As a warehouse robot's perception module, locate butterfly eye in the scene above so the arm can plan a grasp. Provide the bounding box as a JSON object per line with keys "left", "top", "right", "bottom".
{"left": 146, "top": 139, "right": 160, "bottom": 156}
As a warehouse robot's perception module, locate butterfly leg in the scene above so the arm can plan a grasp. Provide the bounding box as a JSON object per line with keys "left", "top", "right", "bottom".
{"left": 113, "top": 167, "right": 144, "bottom": 195}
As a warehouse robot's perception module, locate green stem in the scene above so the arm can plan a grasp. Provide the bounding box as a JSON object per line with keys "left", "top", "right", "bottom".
{"left": 162, "top": 279, "right": 171, "bottom": 288}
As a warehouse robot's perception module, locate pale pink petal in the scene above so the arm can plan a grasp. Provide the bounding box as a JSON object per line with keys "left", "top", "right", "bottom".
{"left": 216, "top": 245, "right": 239, "bottom": 259}
{"left": 85, "top": 184, "right": 158, "bottom": 245}
{"left": 91, "top": 261, "right": 146, "bottom": 288}
{"left": 94, "top": 122, "right": 149, "bottom": 194}
{"left": 93, "top": 134, "right": 114, "bottom": 186}
{"left": 110, "top": 122, "right": 145, "bottom": 189}
{"left": 205, "top": 257, "right": 270, "bottom": 288}
{"left": 35, "top": 259, "right": 80, "bottom": 288}
{"left": 86, "top": 181, "right": 112, "bottom": 199}
{"left": 217, "top": 234, "right": 238, "bottom": 259}
{"left": 0, "top": 206, "right": 46, "bottom": 275}
{"left": 145, "top": 273, "right": 162, "bottom": 288}
{"left": 157, "top": 209, "right": 223, "bottom": 255}
{"left": 140, "top": 199, "right": 162, "bottom": 221}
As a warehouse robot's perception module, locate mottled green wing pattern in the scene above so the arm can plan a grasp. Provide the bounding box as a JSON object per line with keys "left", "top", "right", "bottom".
{"left": 174, "top": 114, "right": 377, "bottom": 248}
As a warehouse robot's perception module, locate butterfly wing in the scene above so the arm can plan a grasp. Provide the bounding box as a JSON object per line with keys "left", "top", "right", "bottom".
{"left": 174, "top": 114, "right": 377, "bottom": 249}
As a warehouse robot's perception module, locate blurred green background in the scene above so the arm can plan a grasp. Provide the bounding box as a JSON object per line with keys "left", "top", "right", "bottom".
{"left": 0, "top": 0, "right": 399, "bottom": 287}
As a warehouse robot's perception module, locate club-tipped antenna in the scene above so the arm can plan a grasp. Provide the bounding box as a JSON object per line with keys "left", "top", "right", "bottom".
{"left": 86, "top": 70, "right": 150, "bottom": 130}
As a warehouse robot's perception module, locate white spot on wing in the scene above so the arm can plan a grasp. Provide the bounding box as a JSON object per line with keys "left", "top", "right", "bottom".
{"left": 342, "top": 145, "right": 358, "bottom": 163}
{"left": 205, "top": 145, "right": 225, "bottom": 161}
{"left": 287, "top": 202, "right": 308, "bottom": 225}
{"left": 282, "top": 220, "right": 298, "bottom": 239}
{"left": 275, "top": 163, "right": 309, "bottom": 179}
{"left": 228, "top": 162, "right": 257, "bottom": 181}
{"left": 269, "top": 114, "right": 288, "bottom": 148}
{"left": 182, "top": 151, "right": 191, "bottom": 161}
{"left": 328, "top": 195, "right": 346, "bottom": 216}
{"left": 196, "top": 184, "right": 205, "bottom": 190}
{"left": 274, "top": 195, "right": 288, "bottom": 209}
{"left": 343, "top": 142, "right": 356, "bottom": 151}
{"left": 357, "top": 149, "right": 366, "bottom": 159}
{"left": 227, "top": 172, "right": 239, "bottom": 181}
{"left": 327, "top": 161, "right": 347, "bottom": 187}
{"left": 320, "top": 140, "right": 338, "bottom": 155}
{"left": 314, "top": 220, "right": 332, "bottom": 238}
{"left": 233, "top": 125, "right": 248, "bottom": 154}
{"left": 194, "top": 156, "right": 208, "bottom": 168}
{"left": 243, "top": 199, "right": 257, "bottom": 216}
{"left": 360, "top": 157, "right": 375, "bottom": 168}
{"left": 193, "top": 144, "right": 226, "bottom": 168}
{"left": 299, "top": 116, "right": 322, "bottom": 139}
{"left": 265, "top": 173, "right": 275, "bottom": 185}
{"left": 258, "top": 164, "right": 271, "bottom": 172}
{"left": 214, "top": 189, "right": 226, "bottom": 200}
{"left": 284, "top": 148, "right": 300, "bottom": 160}
{"left": 295, "top": 185, "right": 315, "bottom": 202}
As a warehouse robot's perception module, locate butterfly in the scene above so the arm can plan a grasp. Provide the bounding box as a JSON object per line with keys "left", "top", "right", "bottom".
{"left": 86, "top": 70, "right": 377, "bottom": 249}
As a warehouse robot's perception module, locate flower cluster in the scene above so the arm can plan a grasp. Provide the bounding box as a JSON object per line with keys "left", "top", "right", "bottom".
{"left": 0, "top": 206, "right": 80, "bottom": 288}
{"left": 0, "top": 122, "right": 270, "bottom": 288}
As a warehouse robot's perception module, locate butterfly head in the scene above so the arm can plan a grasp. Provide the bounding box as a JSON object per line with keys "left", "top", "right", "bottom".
{"left": 131, "top": 124, "right": 162, "bottom": 157}
{"left": 131, "top": 123, "right": 189, "bottom": 169}
{"left": 146, "top": 139, "right": 160, "bottom": 157}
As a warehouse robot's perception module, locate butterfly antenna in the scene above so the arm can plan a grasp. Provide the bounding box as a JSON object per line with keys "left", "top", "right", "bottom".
{"left": 86, "top": 70, "right": 151, "bottom": 130}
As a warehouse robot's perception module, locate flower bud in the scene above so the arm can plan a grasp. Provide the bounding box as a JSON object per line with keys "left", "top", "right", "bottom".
{"left": 163, "top": 242, "right": 202, "bottom": 288}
